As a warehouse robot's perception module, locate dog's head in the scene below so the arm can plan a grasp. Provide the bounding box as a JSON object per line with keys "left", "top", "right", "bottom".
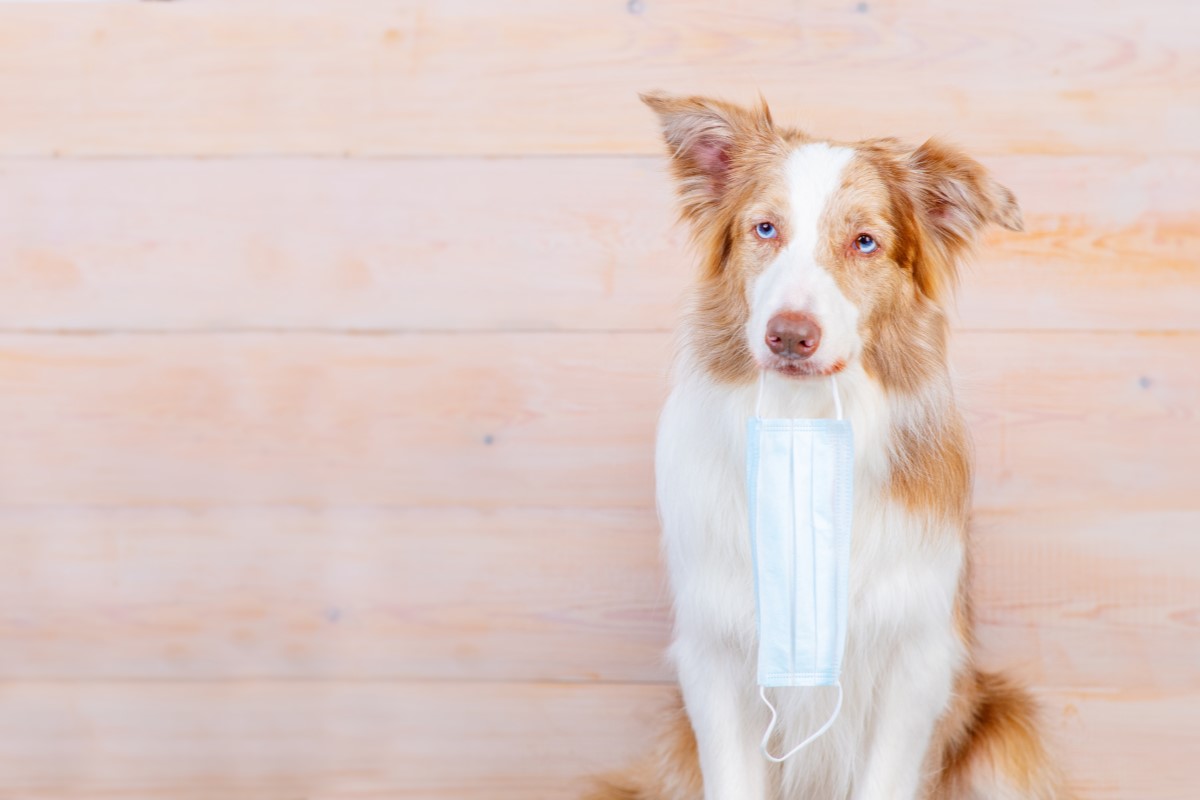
{"left": 643, "top": 92, "right": 1022, "bottom": 388}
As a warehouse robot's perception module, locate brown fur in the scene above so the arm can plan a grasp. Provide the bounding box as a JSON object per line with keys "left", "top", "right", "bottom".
{"left": 925, "top": 670, "right": 1069, "bottom": 799}
{"left": 583, "top": 692, "right": 702, "bottom": 800}
{"left": 585, "top": 93, "right": 1065, "bottom": 799}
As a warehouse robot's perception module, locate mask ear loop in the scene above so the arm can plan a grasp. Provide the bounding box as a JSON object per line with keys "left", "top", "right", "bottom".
{"left": 756, "top": 370, "right": 767, "bottom": 419}
{"left": 758, "top": 683, "right": 844, "bottom": 763}
{"left": 760, "top": 373, "right": 842, "bottom": 420}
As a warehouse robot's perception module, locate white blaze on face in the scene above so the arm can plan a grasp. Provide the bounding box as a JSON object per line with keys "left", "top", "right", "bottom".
{"left": 746, "top": 143, "right": 862, "bottom": 373}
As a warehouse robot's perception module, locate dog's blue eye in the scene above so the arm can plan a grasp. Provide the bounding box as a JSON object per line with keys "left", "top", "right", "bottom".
{"left": 755, "top": 222, "right": 777, "bottom": 239}
{"left": 855, "top": 234, "right": 878, "bottom": 253}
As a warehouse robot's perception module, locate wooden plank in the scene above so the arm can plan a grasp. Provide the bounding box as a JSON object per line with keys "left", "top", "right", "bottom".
{"left": 0, "top": 158, "right": 690, "bottom": 333}
{"left": 0, "top": 680, "right": 1191, "bottom": 799}
{"left": 971, "top": 510, "right": 1200, "bottom": 694}
{"left": 1044, "top": 688, "right": 1200, "bottom": 800}
{"left": 0, "top": 680, "right": 665, "bottom": 800}
{"left": 962, "top": 155, "right": 1200, "bottom": 332}
{"left": 0, "top": 155, "right": 1197, "bottom": 333}
{"left": 0, "top": 507, "right": 1193, "bottom": 694}
{"left": 0, "top": 507, "right": 670, "bottom": 682}
{"left": 0, "top": 1, "right": 1195, "bottom": 156}
{"left": 0, "top": 332, "right": 666, "bottom": 510}
{"left": 956, "top": 331, "right": 1200, "bottom": 512}
{"left": 0, "top": 332, "right": 1196, "bottom": 511}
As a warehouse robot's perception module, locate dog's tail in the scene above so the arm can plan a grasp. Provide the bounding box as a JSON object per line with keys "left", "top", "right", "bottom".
{"left": 582, "top": 690, "right": 701, "bottom": 800}
{"left": 931, "top": 669, "right": 1071, "bottom": 799}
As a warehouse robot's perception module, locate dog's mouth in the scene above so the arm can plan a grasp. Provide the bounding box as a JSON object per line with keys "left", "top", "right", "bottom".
{"left": 761, "top": 357, "right": 847, "bottom": 378}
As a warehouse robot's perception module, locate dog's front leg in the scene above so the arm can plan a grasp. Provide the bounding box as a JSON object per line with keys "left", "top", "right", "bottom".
{"left": 852, "top": 624, "right": 960, "bottom": 800}
{"left": 676, "top": 640, "right": 769, "bottom": 800}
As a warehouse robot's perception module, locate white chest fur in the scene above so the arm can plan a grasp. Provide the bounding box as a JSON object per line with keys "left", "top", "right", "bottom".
{"left": 655, "top": 361, "right": 966, "bottom": 798}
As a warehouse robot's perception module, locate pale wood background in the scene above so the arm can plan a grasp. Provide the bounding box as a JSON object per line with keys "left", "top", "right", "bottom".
{"left": 0, "top": 1, "right": 1196, "bottom": 798}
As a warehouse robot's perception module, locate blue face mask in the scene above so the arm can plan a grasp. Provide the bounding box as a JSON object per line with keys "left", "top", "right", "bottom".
{"left": 746, "top": 373, "right": 854, "bottom": 762}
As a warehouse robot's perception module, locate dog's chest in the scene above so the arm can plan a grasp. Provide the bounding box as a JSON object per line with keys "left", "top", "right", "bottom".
{"left": 656, "top": 374, "right": 955, "bottom": 649}
{"left": 656, "top": 375, "right": 964, "bottom": 796}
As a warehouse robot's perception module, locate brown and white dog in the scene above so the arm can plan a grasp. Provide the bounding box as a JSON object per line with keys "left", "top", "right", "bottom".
{"left": 587, "top": 94, "right": 1066, "bottom": 799}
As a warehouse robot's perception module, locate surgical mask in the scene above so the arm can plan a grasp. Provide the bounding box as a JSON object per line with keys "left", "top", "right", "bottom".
{"left": 746, "top": 373, "right": 854, "bottom": 762}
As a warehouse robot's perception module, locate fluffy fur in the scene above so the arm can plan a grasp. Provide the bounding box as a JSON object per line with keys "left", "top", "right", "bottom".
{"left": 586, "top": 93, "right": 1067, "bottom": 800}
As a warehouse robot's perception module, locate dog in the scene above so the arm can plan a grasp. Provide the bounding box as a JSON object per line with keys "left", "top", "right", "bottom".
{"left": 586, "top": 93, "right": 1067, "bottom": 800}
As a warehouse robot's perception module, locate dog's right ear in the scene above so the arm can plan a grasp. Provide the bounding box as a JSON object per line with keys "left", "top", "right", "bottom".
{"left": 641, "top": 91, "right": 775, "bottom": 223}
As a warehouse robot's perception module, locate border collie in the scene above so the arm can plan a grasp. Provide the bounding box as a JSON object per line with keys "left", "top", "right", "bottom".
{"left": 588, "top": 93, "right": 1066, "bottom": 800}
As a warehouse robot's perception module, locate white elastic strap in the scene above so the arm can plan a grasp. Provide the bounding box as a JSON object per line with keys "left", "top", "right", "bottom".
{"left": 830, "top": 374, "right": 843, "bottom": 421}
{"left": 758, "top": 682, "right": 843, "bottom": 763}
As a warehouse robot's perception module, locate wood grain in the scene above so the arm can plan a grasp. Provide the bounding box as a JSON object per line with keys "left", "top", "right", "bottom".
{"left": 0, "top": 155, "right": 1197, "bottom": 333}
{"left": 0, "top": 332, "right": 1195, "bottom": 510}
{"left": 0, "top": 680, "right": 1191, "bottom": 799}
{"left": 0, "top": 507, "right": 669, "bottom": 683}
{"left": 972, "top": 509, "right": 1200, "bottom": 694}
{"left": 0, "top": 1, "right": 1195, "bottom": 157}
{"left": 0, "top": 332, "right": 669, "bottom": 510}
{"left": 0, "top": 506, "right": 1194, "bottom": 694}
{"left": 0, "top": 680, "right": 665, "bottom": 800}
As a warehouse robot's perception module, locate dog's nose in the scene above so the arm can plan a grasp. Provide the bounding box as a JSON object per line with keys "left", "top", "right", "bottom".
{"left": 765, "top": 312, "right": 822, "bottom": 359}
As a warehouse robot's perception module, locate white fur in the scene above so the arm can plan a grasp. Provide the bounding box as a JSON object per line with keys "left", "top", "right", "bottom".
{"left": 658, "top": 143, "right": 966, "bottom": 800}
{"left": 746, "top": 144, "right": 861, "bottom": 374}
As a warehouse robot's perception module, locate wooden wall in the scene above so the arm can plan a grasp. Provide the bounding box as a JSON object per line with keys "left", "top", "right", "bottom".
{"left": 0, "top": 1, "right": 1196, "bottom": 797}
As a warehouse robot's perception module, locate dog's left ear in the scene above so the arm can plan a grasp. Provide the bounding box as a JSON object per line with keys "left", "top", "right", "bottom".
{"left": 895, "top": 139, "right": 1022, "bottom": 303}
{"left": 907, "top": 138, "right": 1023, "bottom": 246}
